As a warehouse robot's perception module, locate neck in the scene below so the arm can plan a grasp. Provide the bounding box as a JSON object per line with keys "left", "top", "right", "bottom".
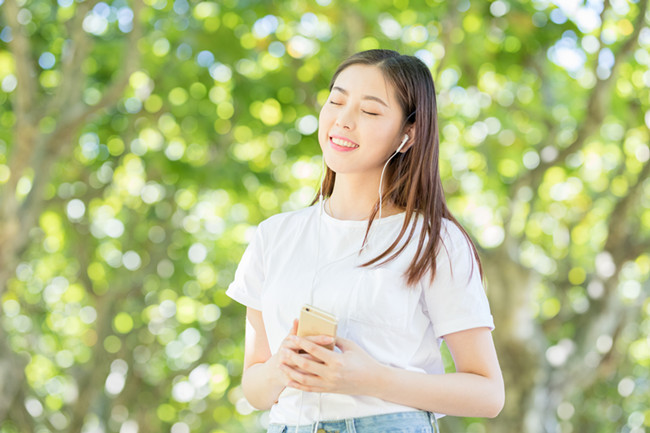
{"left": 326, "top": 171, "right": 402, "bottom": 221}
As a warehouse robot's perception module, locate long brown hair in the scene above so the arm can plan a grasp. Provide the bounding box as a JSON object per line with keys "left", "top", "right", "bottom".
{"left": 311, "top": 49, "right": 483, "bottom": 287}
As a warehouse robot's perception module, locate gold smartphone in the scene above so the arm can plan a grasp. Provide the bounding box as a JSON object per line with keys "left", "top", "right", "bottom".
{"left": 296, "top": 304, "right": 338, "bottom": 350}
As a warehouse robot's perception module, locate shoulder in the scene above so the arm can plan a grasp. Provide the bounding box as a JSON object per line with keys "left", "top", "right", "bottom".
{"left": 257, "top": 204, "right": 317, "bottom": 237}
{"left": 440, "top": 218, "right": 468, "bottom": 243}
{"left": 437, "top": 218, "right": 477, "bottom": 260}
{"left": 423, "top": 218, "right": 483, "bottom": 287}
{"left": 400, "top": 213, "right": 471, "bottom": 253}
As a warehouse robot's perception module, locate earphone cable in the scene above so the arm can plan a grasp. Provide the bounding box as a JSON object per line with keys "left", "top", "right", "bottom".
{"left": 294, "top": 142, "right": 401, "bottom": 431}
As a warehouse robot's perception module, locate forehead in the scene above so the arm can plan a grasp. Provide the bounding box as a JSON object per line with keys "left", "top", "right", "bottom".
{"left": 332, "top": 64, "right": 397, "bottom": 105}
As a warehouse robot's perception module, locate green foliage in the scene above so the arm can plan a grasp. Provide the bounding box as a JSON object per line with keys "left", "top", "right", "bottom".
{"left": 0, "top": 0, "right": 649, "bottom": 432}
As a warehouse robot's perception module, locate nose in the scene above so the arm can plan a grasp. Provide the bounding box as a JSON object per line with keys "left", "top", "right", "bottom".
{"left": 334, "top": 106, "right": 355, "bottom": 130}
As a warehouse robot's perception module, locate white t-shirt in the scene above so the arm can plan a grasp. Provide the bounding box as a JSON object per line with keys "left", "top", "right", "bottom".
{"left": 226, "top": 203, "right": 494, "bottom": 424}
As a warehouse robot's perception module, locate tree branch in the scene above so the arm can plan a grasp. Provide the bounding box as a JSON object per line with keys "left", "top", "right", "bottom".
{"left": 0, "top": 2, "right": 146, "bottom": 424}
{"left": 36, "top": 0, "right": 103, "bottom": 123}
{"left": 13, "top": 0, "right": 144, "bottom": 254}
{"left": 1, "top": 0, "right": 37, "bottom": 122}
{"left": 627, "top": 238, "right": 650, "bottom": 261}
{"left": 597, "top": 0, "right": 611, "bottom": 44}
{"left": 7, "top": 385, "right": 36, "bottom": 433}
{"left": 0, "top": 330, "right": 30, "bottom": 421}
{"left": 48, "top": 0, "right": 144, "bottom": 149}
{"left": 0, "top": 0, "right": 39, "bottom": 219}
{"left": 66, "top": 200, "right": 172, "bottom": 433}
{"left": 512, "top": 0, "right": 648, "bottom": 191}
{"left": 66, "top": 288, "right": 121, "bottom": 433}
{"left": 501, "top": 51, "right": 558, "bottom": 240}
{"left": 551, "top": 274, "right": 644, "bottom": 399}
{"left": 604, "top": 158, "right": 650, "bottom": 254}
{"left": 548, "top": 157, "right": 650, "bottom": 398}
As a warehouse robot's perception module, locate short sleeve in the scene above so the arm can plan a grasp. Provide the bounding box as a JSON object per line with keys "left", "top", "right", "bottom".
{"left": 423, "top": 223, "right": 494, "bottom": 340}
{"left": 226, "top": 224, "right": 265, "bottom": 310}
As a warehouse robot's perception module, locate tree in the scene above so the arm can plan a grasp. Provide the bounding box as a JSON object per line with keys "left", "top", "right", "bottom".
{"left": 1, "top": 0, "right": 144, "bottom": 428}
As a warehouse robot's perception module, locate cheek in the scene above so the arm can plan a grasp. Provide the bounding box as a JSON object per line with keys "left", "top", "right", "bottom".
{"left": 371, "top": 122, "right": 400, "bottom": 142}
{"left": 319, "top": 106, "right": 333, "bottom": 127}
{"left": 318, "top": 130, "right": 327, "bottom": 151}
{"left": 318, "top": 111, "right": 332, "bottom": 144}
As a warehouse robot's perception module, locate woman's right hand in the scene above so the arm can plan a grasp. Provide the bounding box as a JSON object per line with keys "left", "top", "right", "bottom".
{"left": 269, "top": 319, "right": 333, "bottom": 389}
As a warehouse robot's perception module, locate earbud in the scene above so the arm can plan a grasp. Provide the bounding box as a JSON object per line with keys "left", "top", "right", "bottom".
{"left": 395, "top": 134, "right": 409, "bottom": 153}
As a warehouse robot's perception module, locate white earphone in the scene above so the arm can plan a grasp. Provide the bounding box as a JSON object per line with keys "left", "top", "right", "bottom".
{"left": 395, "top": 134, "right": 409, "bottom": 153}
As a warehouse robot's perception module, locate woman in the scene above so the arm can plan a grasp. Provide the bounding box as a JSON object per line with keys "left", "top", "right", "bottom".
{"left": 226, "top": 49, "right": 504, "bottom": 433}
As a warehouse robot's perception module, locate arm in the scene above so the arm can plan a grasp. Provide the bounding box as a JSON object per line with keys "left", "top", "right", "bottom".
{"left": 241, "top": 308, "right": 333, "bottom": 410}
{"left": 373, "top": 327, "right": 504, "bottom": 418}
{"left": 240, "top": 307, "right": 287, "bottom": 410}
{"left": 280, "top": 327, "right": 504, "bottom": 418}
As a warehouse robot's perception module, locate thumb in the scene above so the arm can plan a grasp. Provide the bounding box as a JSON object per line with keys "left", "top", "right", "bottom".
{"left": 290, "top": 318, "right": 299, "bottom": 336}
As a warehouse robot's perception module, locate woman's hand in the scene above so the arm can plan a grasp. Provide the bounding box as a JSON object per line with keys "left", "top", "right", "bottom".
{"left": 267, "top": 319, "right": 334, "bottom": 390}
{"left": 278, "top": 335, "right": 384, "bottom": 395}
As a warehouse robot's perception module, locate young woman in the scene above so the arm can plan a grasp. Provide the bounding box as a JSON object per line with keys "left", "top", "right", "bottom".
{"left": 227, "top": 49, "right": 504, "bottom": 433}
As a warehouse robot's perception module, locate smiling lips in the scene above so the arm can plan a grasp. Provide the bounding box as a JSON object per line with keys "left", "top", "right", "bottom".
{"left": 330, "top": 135, "right": 359, "bottom": 151}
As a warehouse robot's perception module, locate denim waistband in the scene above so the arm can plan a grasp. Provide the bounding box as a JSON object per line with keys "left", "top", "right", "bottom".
{"left": 266, "top": 410, "right": 439, "bottom": 433}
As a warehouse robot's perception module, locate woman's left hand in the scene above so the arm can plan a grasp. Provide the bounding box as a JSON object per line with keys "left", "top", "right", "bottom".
{"left": 278, "top": 335, "right": 384, "bottom": 395}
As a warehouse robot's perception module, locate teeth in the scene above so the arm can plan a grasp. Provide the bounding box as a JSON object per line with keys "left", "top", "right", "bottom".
{"left": 331, "top": 137, "right": 358, "bottom": 148}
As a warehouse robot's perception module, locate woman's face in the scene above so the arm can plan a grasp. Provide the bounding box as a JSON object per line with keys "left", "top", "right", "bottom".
{"left": 318, "top": 64, "right": 407, "bottom": 179}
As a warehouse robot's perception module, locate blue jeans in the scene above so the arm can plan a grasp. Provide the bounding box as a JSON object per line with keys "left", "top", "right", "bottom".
{"left": 266, "top": 410, "right": 440, "bottom": 433}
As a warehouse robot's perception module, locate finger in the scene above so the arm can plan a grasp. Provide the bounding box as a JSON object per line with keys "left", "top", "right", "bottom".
{"left": 279, "top": 349, "right": 320, "bottom": 371}
{"left": 284, "top": 349, "right": 329, "bottom": 376}
{"left": 279, "top": 348, "right": 323, "bottom": 373}
{"left": 278, "top": 347, "right": 304, "bottom": 371}
{"left": 301, "top": 353, "right": 325, "bottom": 364}
{"left": 281, "top": 334, "right": 331, "bottom": 353}
{"left": 287, "top": 380, "right": 325, "bottom": 393}
{"left": 292, "top": 336, "right": 337, "bottom": 364}
{"left": 280, "top": 363, "right": 319, "bottom": 387}
{"left": 304, "top": 335, "right": 335, "bottom": 347}
{"left": 279, "top": 338, "right": 301, "bottom": 352}
{"left": 283, "top": 363, "right": 317, "bottom": 376}
{"left": 280, "top": 323, "right": 305, "bottom": 350}
{"left": 334, "top": 336, "right": 357, "bottom": 351}
{"left": 281, "top": 335, "right": 334, "bottom": 356}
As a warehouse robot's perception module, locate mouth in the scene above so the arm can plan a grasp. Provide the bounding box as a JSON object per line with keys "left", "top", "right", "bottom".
{"left": 329, "top": 135, "right": 359, "bottom": 151}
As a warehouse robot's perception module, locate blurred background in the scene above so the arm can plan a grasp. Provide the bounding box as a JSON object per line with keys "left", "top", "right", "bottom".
{"left": 0, "top": 0, "right": 649, "bottom": 432}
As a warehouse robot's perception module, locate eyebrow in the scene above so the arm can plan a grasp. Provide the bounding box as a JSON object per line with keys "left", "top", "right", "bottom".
{"left": 332, "top": 86, "right": 389, "bottom": 108}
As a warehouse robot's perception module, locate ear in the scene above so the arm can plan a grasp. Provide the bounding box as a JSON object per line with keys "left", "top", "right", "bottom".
{"left": 399, "top": 124, "right": 416, "bottom": 153}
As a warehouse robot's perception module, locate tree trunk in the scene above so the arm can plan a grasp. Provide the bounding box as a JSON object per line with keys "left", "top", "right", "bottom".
{"left": 482, "top": 247, "right": 547, "bottom": 432}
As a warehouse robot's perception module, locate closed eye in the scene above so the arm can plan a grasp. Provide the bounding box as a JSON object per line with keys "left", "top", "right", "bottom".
{"left": 329, "top": 100, "right": 378, "bottom": 116}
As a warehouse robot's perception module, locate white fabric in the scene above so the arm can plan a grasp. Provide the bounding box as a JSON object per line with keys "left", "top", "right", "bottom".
{"left": 226, "top": 203, "right": 495, "bottom": 424}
